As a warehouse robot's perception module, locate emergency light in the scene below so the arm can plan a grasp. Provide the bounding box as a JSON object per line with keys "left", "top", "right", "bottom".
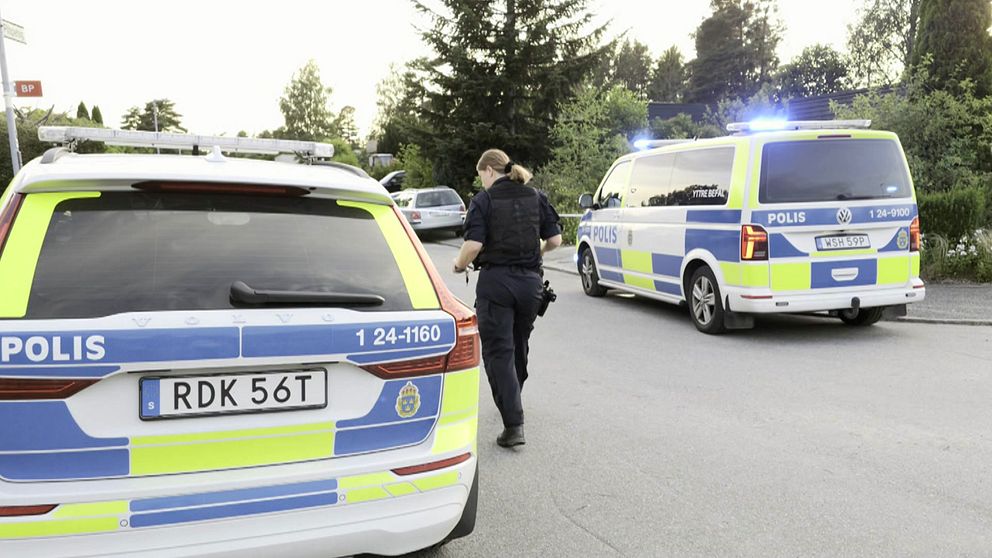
{"left": 727, "top": 119, "right": 872, "bottom": 134}
{"left": 633, "top": 139, "right": 696, "bottom": 150}
{"left": 38, "top": 127, "right": 335, "bottom": 159}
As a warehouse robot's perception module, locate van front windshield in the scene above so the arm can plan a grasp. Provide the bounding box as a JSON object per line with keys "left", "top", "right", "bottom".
{"left": 759, "top": 139, "right": 912, "bottom": 204}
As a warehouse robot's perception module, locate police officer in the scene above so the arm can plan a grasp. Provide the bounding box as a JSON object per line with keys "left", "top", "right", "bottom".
{"left": 452, "top": 149, "right": 562, "bottom": 448}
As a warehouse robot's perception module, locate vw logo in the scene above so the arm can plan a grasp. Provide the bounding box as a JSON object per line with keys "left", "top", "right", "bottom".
{"left": 836, "top": 207, "right": 853, "bottom": 225}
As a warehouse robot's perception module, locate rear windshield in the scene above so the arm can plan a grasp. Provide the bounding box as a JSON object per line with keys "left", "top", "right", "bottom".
{"left": 759, "top": 139, "right": 911, "bottom": 204}
{"left": 22, "top": 192, "right": 414, "bottom": 319}
{"left": 416, "top": 190, "right": 462, "bottom": 208}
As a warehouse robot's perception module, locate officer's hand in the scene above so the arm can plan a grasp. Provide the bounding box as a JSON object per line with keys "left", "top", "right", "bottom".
{"left": 453, "top": 259, "right": 467, "bottom": 274}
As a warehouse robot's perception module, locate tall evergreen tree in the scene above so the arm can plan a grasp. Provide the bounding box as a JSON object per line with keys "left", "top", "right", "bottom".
{"left": 648, "top": 46, "right": 687, "bottom": 102}
{"left": 777, "top": 44, "right": 850, "bottom": 98}
{"left": 686, "top": 0, "right": 783, "bottom": 104}
{"left": 412, "top": 0, "right": 609, "bottom": 190}
{"left": 613, "top": 39, "right": 653, "bottom": 98}
{"left": 76, "top": 102, "right": 89, "bottom": 120}
{"left": 847, "top": 0, "right": 922, "bottom": 87}
{"left": 912, "top": 0, "right": 992, "bottom": 95}
{"left": 120, "top": 99, "right": 185, "bottom": 132}
{"left": 91, "top": 105, "right": 104, "bottom": 125}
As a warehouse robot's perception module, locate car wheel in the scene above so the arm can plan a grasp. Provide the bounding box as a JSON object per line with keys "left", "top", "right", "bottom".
{"left": 688, "top": 266, "right": 726, "bottom": 334}
{"left": 579, "top": 248, "right": 607, "bottom": 297}
{"left": 453, "top": 228, "right": 463, "bottom": 239}
{"left": 838, "top": 307, "right": 884, "bottom": 326}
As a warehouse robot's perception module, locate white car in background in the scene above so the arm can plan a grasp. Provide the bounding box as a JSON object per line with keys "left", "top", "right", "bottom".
{"left": 393, "top": 187, "right": 466, "bottom": 237}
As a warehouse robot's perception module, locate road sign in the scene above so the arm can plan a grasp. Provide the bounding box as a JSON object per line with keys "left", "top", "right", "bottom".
{"left": 1, "top": 20, "right": 25, "bottom": 45}
{"left": 14, "top": 80, "right": 41, "bottom": 97}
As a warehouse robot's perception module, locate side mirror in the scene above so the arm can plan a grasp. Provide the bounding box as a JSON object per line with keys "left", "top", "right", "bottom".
{"left": 578, "top": 193, "right": 594, "bottom": 210}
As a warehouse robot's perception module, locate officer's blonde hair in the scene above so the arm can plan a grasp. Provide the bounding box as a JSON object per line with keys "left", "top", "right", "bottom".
{"left": 476, "top": 149, "right": 533, "bottom": 184}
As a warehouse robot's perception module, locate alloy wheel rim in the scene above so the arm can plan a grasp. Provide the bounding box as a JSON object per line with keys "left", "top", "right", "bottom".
{"left": 692, "top": 276, "right": 716, "bottom": 325}
{"left": 581, "top": 253, "right": 594, "bottom": 290}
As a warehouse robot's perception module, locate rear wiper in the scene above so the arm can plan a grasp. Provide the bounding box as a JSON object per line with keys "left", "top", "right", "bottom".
{"left": 230, "top": 281, "right": 384, "bottom": 307}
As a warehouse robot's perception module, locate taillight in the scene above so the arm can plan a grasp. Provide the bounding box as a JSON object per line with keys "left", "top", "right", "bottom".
{"left": 392, "top": 452, "right": 472, "bottom": 476}
{"left": 362, "top": 355, "right": 446, "bottom": 378}
{"left": 394, "top": 206, "right": 481, "bottom": 372}
{"left": 133, "top": 181, "right": 309, "bottom": 197}
{"left": 0, "top": 504, "right": 57, "bottom": 517}
{"left": 410, "top": 211, "right": 422, "bottom": 222}
{"left": 0, "top": 378, "right": 99, "bottom": 400}
{"left": 910, "top": 217, "right": 921, "bottom": 252}
{"left": 0, "top": 193, "right": 25, "bottom": 258}
{"left": 741, "top": 224, "right": 769, "bottom": 261}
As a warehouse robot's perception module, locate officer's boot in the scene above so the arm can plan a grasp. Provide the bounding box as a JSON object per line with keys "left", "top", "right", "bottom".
{"left": 497, "top": 425, "right": 525, "bottom": 448}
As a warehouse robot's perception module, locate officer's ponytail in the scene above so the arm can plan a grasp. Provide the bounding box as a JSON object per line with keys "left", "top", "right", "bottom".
{"left": 477, "top": 148, "right": 533, "bottom": 184}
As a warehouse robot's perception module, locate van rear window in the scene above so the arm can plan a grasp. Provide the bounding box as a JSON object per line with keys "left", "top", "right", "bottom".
{"left": 22, "top": 192, "right": 414, "bottom": 319}
{"left": 759, "top": 139, "right": 911, "bottom": 204}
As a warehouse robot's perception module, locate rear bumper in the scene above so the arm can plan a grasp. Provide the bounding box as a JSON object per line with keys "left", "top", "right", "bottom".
{"left": 0, "top": 457, "right": 475, "bottom": 558}
{"left": 727, "top": 280, "right": 925, "bottom": 314}
{"left": 410, "top": 218, "right": 463, "bottom": 231}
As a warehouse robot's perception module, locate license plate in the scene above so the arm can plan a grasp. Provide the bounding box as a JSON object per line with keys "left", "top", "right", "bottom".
{"left": 140, "top": 370, "right": 327, "bottom": 420}
{"left": 815, "top": 234, "right": 871, "bottom": 251}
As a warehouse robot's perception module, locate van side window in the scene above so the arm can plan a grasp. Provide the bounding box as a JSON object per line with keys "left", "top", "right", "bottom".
{"left": 668, "top": 148, "right": 734, "bottom": 206}
{"left": 628, "top": 153, "right": 676, "bottom": 207}
{"left": 595, "top": 161, "right": 630, "bottom": 208}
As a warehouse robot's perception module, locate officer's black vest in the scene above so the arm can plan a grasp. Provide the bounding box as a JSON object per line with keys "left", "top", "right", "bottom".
{"left": 478, "top": 179, "right": 541, "bottom": 268}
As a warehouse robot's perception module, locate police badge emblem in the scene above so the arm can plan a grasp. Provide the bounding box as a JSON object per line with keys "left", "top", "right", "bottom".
{"left": 395, "top": 381, "right": 421, "bottom": 418}
{"left": 897, "top": 229, "right": 910, "bottom": 250}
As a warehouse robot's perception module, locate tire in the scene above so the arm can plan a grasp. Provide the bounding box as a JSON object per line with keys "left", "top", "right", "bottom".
{"left": 453, "top": 227, "right": 463, "bottom": 239}
{"left": 579, "top": 247, "right": 608, "bottom": 297}
{"left": 688, "top": 266, "right": 727, "bottom": 334}
{"left": 838, "top": 306, "right": 884, "bottom": 326}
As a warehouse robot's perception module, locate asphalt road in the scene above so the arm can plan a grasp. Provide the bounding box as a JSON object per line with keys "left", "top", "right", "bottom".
{"left": 410, "top": 237, "right": 992, "bottom": 558}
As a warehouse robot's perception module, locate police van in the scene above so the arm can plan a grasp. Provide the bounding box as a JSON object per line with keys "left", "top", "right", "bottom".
{"left": 0, "top": 127, "right": 480, "bottom": 557}
{"left": 575, "top": 120, "right": 925, "bottom": 334}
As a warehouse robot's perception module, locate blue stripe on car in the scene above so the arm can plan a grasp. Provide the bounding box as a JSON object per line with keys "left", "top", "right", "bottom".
{"left": 131, "top": 479, "right": 339, "bottom": 512}
{"left": 334, "top": 418, "right": 436, "bottom": 456}
{"left": 129, "top": 492, "right": 339, "bottom": 528}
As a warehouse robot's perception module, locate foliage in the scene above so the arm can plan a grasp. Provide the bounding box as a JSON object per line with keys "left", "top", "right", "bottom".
{"left": 912, "top": 0, "right": 992, "bottom": 95}
{"left": 333, "top": 106, "right": 361, "bottom": 150}
{"left": 777, "top": 44, "right": 850, "bottom": 98}
{"left": 412, "top": 0, "right": 609, "bottom": 193}
{"left": 648, "top": 46, "right": 687, "bottom": 102}
{"left": 279, "top": 60, "right": 337, "bottom": 141}
{"left": 921, "top": 230, "right": 992, "bottom": 282}
{"left": 535, "top": 85, "right": 647, "bottom": 215}
{"left": 370, "top": 63, "right": 426, "bottom": 155}
{"left": 328, "top": 138, "right": 361, "bottom": 167}
{"left": 91, "top": 106, "right": 104, "bottom": 125}
{"left": 76, "top": 102, "right": 89, "bottom": 120}
{"left": 917, "top": 186, "right": 987, "bottom": 240}
{"left": 708, "top": 82, "right": 788, "bottom": 129}
{"left": 846, "top": 0, "right": 921, "bottom": 87}
{"left": 121, "top": 99, "right": 186, "bottom": 132}
{"left": 686, "top": 0, "right": 783, "bottom": 103}
{"left": 397, "top": 143, "right": 436, "bottom": 190}
{"left": 612, "top": 39, "right": 653, "bottom": 98}
{"left": 366, "top": 160, "right": 404, "bottom": 181}
{"left": 649, "top": 113, "right": 723, "bottom": 140}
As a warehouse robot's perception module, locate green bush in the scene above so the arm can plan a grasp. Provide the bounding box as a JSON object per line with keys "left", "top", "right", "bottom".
{"left": 918, "top": 187, "right": 987, "bottom": 240}
{"left": 922, "top": 230, "right": 992, "bottom": 283}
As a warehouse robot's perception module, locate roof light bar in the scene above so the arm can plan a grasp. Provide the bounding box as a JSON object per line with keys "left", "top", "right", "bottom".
{"left": 38, "top": 127, "right": 335, "bottom": 158}
{"left": 727, "top": 120, "right": 872, "bottom": 134}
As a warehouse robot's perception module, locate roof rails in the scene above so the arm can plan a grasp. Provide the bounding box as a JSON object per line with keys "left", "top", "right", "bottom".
{"left": 727, "top": 119, "right": 872, "bottom": 134}
{"left": 37, "top": 127, "right": 335, "bottom": 162}
{"left": 633, "top": 139, "right": 696, "bottom": 150}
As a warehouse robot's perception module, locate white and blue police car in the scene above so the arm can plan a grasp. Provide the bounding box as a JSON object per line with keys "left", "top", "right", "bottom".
{"left": 0, "top": 127, "right": 481, "bottom": 557}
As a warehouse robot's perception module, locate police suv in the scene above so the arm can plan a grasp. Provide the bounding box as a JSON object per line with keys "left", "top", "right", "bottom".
{"left": 0, "top": 127, "right": 480, "bottom": 557}
{"left": 576, "top": 120, "right": 925, "bottom": 334}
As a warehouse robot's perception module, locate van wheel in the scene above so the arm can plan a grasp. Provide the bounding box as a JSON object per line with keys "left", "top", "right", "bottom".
{"left": 688, "top": 266, "right": 726, "bottom": 334}
{"left": 839, "top": 307, "right": 884, "bottom": 326}
{"left": 579, "top": 248, "right": 607, "bottom": 297}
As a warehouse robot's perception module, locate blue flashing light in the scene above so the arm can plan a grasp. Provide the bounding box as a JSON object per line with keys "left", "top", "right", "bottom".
{"left": 748, "top": 118, "right": 788, "bottom": 132}
{"left": 633, "top": 139, "right": 652, "bottom": 150}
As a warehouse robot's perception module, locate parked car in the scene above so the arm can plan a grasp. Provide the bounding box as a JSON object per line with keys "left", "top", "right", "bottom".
{"left": 379, "top": 170, "right": 406, "bottom": 193}
{"left": 393, "top": 187, "right": 466, "bottom": 236}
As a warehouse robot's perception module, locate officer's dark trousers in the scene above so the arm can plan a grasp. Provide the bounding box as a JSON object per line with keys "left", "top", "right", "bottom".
{"left": 475, "top": 265, "right": 543, "bottom": 428}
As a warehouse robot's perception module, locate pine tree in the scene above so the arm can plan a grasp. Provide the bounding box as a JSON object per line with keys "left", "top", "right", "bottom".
{"left": 91, "top": 106, "right": 104, "bottom": 125}
{"left": 76, "top": 102, "right": 89, "bottom": 120}
{"left": 412, "top": 0, "right": 609, "bottom": 190}
{"left": 912, "top": 0, "right": 992, "bottom": 94}
{"left": 648, "top": 46, "right": 688, "bottom": 102}
{"left": 686, "top": 0, "right": 783, "bottom": 103}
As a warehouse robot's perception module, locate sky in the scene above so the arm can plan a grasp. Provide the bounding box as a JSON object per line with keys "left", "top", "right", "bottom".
{"left": 0, "top": 0, "right": 862, "bottom": 141}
